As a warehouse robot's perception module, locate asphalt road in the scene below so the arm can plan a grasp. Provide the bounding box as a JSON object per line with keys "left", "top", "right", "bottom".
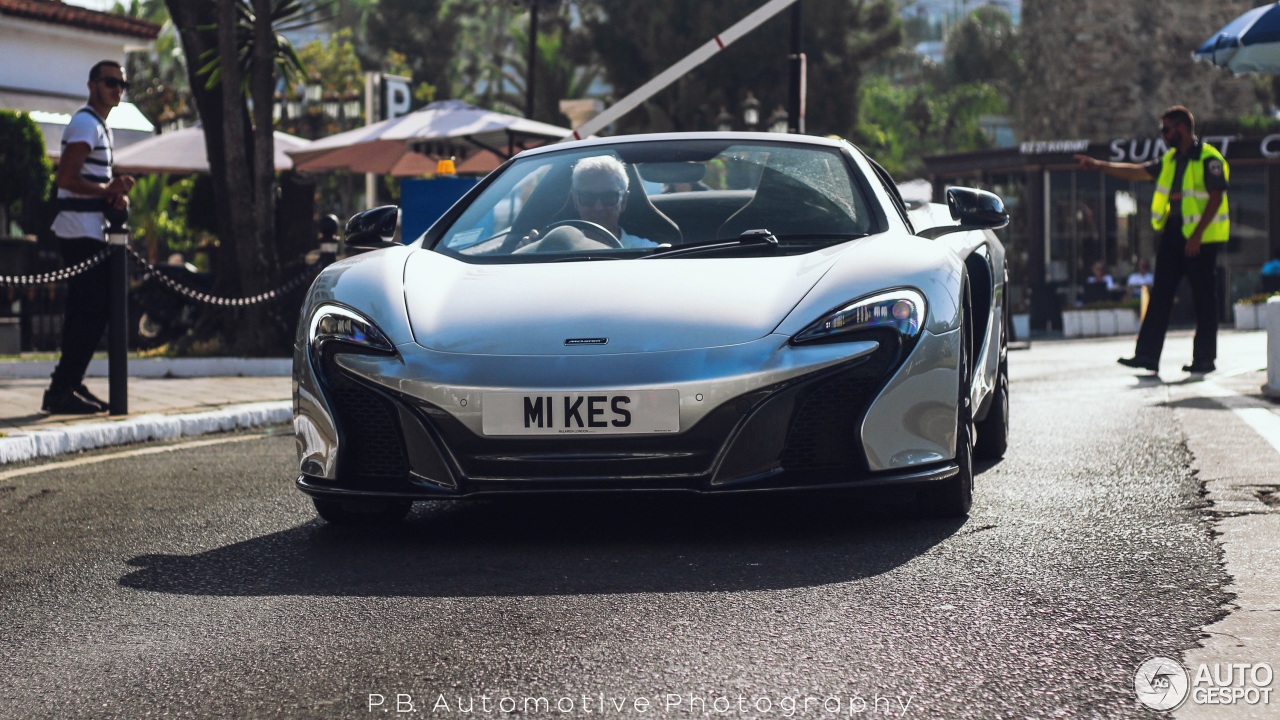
{"left": 0, "top": 338, "right": 1238, "bottom": 719}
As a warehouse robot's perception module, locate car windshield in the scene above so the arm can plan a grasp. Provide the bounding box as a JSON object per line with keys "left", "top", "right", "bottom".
{"left": 430, "top": 139, "right": 879, "bottom": 262}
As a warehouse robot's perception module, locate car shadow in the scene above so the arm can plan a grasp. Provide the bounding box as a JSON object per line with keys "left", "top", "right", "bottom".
{"left": 120, "top": 491, "right": 965, "bottom": 598}
{"left": 1157, "top": 396, "right": 1233, "bottom": 410}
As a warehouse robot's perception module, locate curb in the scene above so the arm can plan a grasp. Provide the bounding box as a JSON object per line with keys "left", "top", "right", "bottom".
{"left": 0, "top": 357, "right": 291, "bottom": 379}
{"left": 0, "top": 401, "right": 291, "bottom": 465}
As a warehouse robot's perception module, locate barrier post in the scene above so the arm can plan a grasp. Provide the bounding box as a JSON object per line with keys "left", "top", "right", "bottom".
{"left": 1264, "top": 297, "right": 1280, "bottom": 399}
{"left": 106, "top": 214, "right": 129, "bottom": 416}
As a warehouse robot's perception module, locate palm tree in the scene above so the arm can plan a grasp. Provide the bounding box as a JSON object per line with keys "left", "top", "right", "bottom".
{"left": 164, "top": 0, "right": 308, "bottom": 354}
{"left": 500, "top": 14, "right": 603, "bottom": 124}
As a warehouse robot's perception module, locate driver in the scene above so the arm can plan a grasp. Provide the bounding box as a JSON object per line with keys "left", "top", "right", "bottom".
{"left": 570, "top": 155, "right": 655, "bottom": 248}
{"left": 518, "top": 155, "right": 657, "bottom": 251}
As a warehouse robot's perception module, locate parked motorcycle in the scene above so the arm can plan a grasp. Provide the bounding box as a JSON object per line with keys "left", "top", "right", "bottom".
{"left": 129, "top": 260, "right": 212, "bottom": 350}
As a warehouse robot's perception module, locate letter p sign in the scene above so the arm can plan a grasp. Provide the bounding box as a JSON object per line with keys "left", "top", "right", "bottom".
{"left": 384, "top": 75, "right": 411, "bottom": 120}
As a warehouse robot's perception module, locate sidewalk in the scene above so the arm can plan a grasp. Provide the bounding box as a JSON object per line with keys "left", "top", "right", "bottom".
{"left": 0, "top": 360, "right": 291, "bottom": 465}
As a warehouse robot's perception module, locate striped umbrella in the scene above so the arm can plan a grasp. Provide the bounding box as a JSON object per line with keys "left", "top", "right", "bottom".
{"left": 1195, "top": 2, "right": 1280, "bottom": 74}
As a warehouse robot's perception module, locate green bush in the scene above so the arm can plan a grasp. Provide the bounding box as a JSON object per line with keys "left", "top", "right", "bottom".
{"left": 0, "top": 110, "right": 53, "bottom": 232}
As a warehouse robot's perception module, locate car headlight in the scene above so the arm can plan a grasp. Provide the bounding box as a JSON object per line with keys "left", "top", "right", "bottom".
{"left": 308, "top": 304, "right": 395, "bottom": 353}
{"left": 792, "top": 289, "right": 926, "bottom": 345}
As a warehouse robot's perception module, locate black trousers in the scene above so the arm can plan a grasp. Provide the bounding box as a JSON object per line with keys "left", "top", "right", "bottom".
{"left": 1134, "top": 230, "right": 1220, "bottom": 364}
{"left": 49, "top": 237, "right": 110, "bottom": 392}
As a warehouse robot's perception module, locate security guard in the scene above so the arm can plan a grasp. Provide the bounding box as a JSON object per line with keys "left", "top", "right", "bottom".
{"left": 1075, "top": 105, "right": 1228, "bottom": 374}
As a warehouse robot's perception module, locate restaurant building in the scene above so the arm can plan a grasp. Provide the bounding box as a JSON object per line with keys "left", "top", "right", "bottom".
{"left": 923, "top": 133, "right": 1280, "bottom": 332}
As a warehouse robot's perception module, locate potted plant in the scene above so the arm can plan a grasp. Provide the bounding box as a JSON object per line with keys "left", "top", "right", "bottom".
{"left": 1071, "top": 299, "right": 1138, "bottom": 336}
{"left": 1234, "top": 293, "right": 1275, "bottom": 331}
{"left": 1114, "top": 298, "right": 1140, "bottom": 334}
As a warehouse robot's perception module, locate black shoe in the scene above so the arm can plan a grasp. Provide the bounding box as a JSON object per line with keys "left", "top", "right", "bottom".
{"left": 1118, "top": 356, "right": 1158, "bottom": 372}
{"left": 74, "top": 384, "right": 109, "bottom": 412}
{"left": 41, "top": 387, "right": 104, "bottom": 415}
{"left": 1182, "top": 362, "right": 1215, "bottom": 374}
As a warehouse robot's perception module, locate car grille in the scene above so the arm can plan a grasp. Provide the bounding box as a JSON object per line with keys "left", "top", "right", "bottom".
{"left": 322, "top": 355, "right": 410, "bottom": 483}
{"left": 780, "top": 337, "right": 899, "bottom": 471}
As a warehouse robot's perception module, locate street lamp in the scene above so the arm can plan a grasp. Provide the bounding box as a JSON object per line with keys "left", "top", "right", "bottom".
{"left": 768, "top": 105, "right": 789, "bottom": 133}
{"left": 715, "top": 106, "right": 734, "bottom": 132}
{"left": 742, "top": 92, "right": 760, "bottom": 130}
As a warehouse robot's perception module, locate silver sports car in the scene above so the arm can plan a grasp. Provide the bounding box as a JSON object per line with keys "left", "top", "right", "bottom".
{"left": 293, "top": 132, "right": 1009, "bottom": 524}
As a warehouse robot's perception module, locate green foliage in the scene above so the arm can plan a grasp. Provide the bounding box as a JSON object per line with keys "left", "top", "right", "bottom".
{"left": 854, "top": 4, "right": 1021, "bottom": 178}
{"left": 128, "top": 174, "right": 203, "bottom": 259}
{"left": 352, "top": 0, "right": 462, "bottom": 104}
{"left": 383, "top": 50, "right": 436, "bottom": 105}
{"left": 1236, "top": 112, "right": 1280, "bottom": 134}
{"left": 943, "top": 4, "right": 1020, "bottom": 89}
{"left": 498, "top": 12, "right": 603, "bottom": 122}
{"left": 1240, "top": 292, "right": 1280, "bottom": 305}
{"left": 856, "top": 77, "right": 1005, "bottom": 176}
{"left": 112, "top": 2, "right": 194, "bottom": 127}
{"left": 578, "top": 0, "right": 902, "bottom": 136}
{"left": 295, "top": 27, "right": 363, "bottom": 96}
{"left": 196, "top": 0, "right": 307, "bottom": 93}
{"left": 442, "top": 0, "right": 521, "bottom": 112}
{"left": 1080, "top": 299, "right": 1140, "bottom": 310}
{"left": 0, "top": 110, "right": 53, "bottom": 228}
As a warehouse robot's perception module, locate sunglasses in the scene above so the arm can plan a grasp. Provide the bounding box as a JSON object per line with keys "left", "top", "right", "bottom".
{"left": 573, "top": 189, "right": 625, "bottom": 207}
{"left": 97, "top": 77, "right": 130, "bottom": 90}
{"left": 1159, "top": 125, "right": 1177, "bottom": 136}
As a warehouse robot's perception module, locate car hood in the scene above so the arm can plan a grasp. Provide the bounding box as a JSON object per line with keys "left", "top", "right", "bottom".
{"left": 402, "top": 249, "right": 845, "bottom": 354}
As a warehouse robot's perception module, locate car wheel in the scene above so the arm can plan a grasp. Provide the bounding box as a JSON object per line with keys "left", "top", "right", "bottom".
{"left": 312, "top": 497, "right": 412, "bottom": 525}
{"left": 920, "top": 285, "right": 974, "bottom": 518}
{"left": 974, "top": 358, "right": 1009, "bottom": 459}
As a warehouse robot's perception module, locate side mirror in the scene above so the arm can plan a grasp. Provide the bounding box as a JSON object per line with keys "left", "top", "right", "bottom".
{"left": 918, "top": 187, "right": 1009, "bottom": 239}
{"left": 344, "top": 205, "right": 400, "bottom": 249}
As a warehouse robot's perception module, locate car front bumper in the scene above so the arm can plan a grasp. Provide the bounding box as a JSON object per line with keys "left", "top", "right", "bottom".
{"left": 293, "top": 327, "right": 960, "bottom": 499}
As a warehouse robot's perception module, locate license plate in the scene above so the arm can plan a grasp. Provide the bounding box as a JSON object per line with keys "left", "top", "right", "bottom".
{"left": 482, "top": 390, "right": 680, "bottom": 436}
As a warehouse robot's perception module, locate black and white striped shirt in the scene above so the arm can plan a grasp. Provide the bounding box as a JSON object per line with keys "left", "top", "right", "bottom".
{"left": 51, "top": 106, "right": 113, "bottom": 241}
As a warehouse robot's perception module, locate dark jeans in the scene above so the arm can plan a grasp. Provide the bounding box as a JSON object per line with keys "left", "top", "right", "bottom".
{"left": 49, "top": 236, "right": 110, "bottom": 393}
{"left": 1134, "top": 230, "right": 1220, "bottom": 364}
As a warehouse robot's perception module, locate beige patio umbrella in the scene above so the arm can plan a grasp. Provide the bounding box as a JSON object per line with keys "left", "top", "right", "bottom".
{"left": 287, "top": 100, "right": 572, "bottom": 176}
{"left": 112, "top": 124, "right": 311, "bottom": 174}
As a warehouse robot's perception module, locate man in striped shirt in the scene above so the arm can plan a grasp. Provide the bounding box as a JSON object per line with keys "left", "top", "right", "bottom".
{"left": 42, "top": 60, "right": 136, "bottom": 414}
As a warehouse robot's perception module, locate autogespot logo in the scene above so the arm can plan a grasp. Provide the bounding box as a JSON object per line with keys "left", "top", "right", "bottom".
{"left": 1135, "top": 656, "right": 1190, "bottom": 711}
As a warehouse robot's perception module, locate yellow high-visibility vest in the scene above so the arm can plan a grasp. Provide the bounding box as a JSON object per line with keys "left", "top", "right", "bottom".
{"left": 1151, "top": 143, "right": 1230, "bottom": 243}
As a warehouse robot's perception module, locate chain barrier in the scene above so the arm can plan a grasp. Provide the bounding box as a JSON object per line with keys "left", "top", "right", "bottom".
{"left": 0, "top": 247, "right": 112, "bottom": 286}
{"left": 126, "top": 247, "right": 318, "bottom": 307}
{"left": 0, "top": 241, "right": 318, "bottom": 306}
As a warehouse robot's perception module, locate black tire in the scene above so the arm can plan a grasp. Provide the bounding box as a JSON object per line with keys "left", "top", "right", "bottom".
{"left": 922, "top": 412, "right": 975, "bottom": 518}
{"left": 313, "top": 497, "right": 412, "bottom": 525}
{"left": 920, "top": 284, "right": 975, "bottom": 518}
{"left": 974, "top": 358, "right": 1009, "bottom": 459}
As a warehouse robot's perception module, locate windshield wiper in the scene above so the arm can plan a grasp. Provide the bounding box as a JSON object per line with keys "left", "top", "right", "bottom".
{"left": 642, "top": 229, "right": 779, "bottom": 259}
{"left": 553, "top": 255, "right": 623, "bottom": 262}
{"left": 773, "top": 232, "right": 871, "bottom": 243}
